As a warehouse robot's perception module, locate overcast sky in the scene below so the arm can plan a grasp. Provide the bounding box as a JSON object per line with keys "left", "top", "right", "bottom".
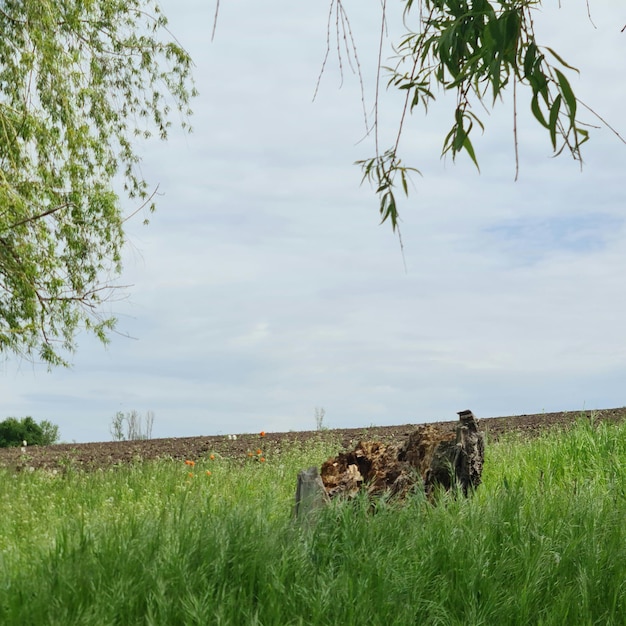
{"left": 3, "top": 2, "right": 626, "bottom": 443}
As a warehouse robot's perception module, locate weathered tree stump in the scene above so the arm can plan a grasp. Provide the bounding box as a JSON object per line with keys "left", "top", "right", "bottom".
{"left": 420, "top": 409, "right": 485, "bottom": 496}
{"left": 294, "top": 410, "right": 484, "bottom": 519}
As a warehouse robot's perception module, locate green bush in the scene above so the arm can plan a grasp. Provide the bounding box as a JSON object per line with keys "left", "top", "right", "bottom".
{"left": 0, "top": 417, "right": 60, "bottom": 448}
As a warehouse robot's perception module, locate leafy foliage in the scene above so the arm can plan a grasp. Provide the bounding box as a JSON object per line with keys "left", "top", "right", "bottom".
{"left": 0, "top": 416, "right": 59, "bottom": 447}
{"left": 358, "top": 0, "right": 598, "bottom": 231}
{"left": 0, "top": 0, "right": 195, "bottom": 366}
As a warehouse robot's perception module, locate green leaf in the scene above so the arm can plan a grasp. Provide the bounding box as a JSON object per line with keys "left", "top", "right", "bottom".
{"left": 380, "top": 191, "right": 398, "bottom": 231}
{"left": 555, "top": 69, "right": 577, "bottom": 120}
{"left": 531, "top": 93, "right": 549, "bottom": 129}
{"left": 462, "top": 135, "right": 480, "bottom": 171}
{"left": 523, "top": 42, "right": 538, "bottom": 79}
{"left": 548, "top": 94, "right": 562, "bottom": 150}
{"left": 545, "top": 47, "right": 580, "bottom": 73}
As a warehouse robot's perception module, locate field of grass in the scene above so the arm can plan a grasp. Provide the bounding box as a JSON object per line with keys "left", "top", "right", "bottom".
{"left": 1, "top": 418, "right": 626, "bottom": 625}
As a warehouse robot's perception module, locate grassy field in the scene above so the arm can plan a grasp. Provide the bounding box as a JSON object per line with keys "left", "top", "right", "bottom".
{"left": 1, "top": 418, "right": 626, "bottom": 625}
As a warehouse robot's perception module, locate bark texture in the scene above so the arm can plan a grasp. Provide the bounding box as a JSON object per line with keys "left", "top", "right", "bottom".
{"left": 295, "top": 411, "right": 484, "bottom": 516}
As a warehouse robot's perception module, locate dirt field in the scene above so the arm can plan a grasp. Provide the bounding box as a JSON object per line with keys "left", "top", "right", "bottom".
{"left": 1, "top": 407, "right": 625, "bottom": 472}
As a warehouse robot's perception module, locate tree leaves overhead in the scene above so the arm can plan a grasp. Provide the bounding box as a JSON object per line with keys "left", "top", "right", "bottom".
{"left": 0, "top": 0, "right": 195, "bottom": 366}
{"left": 358, "top": 0, "right": 598, "bottom": 233}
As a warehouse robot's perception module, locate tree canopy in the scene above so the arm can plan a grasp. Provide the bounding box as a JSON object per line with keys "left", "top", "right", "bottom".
{"left": 321, "top": 0, "right": 623, "bottom": 233}
{"left": 0, "top": 416, "right": 59, "bottom": 447}
{"left": 0, "top": 0, "right": 195, "bottom": 366}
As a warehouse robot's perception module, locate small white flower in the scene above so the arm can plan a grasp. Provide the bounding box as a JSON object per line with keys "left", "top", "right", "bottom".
{"left": 22, "top": 440, "right": 27, "bottom": 447}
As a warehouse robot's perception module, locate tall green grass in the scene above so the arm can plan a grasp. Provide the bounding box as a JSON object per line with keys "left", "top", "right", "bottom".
{"left": 1, "top": 419, "right": 626, "bottom": 625}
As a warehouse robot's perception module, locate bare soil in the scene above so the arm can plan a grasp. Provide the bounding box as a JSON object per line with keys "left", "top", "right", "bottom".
{"left": 1, "top": 407, "right": 625, "bottom": 473}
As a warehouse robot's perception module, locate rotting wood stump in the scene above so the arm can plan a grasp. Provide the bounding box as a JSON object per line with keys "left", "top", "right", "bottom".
{"left": 294, "top": 410, "right": 484, "bottom": 519}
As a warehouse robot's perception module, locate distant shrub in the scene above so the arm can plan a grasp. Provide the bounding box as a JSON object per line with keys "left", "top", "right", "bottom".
{"left": 110, "top": 410, "right": 155, "bottom": 441}
{"left": 0, "top": 417, "right": 60, "bottom": 448}
{"left": 314, "top": 406, "right": 326, "bottom": 430}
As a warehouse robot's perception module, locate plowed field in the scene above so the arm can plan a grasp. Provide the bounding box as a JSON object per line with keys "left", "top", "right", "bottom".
{"left": 1, "top": 407, "right": 625, "bottom": 472}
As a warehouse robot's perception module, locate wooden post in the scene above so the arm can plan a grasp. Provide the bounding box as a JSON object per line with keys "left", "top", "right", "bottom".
{"left": 293, "top": 466, "right": 330, "bottom": 521}
{"left": 424, "top": 409, "right": 485, "bottom": 496}
{"left": 453, "top": 409, "right": 485, "bottom": 495}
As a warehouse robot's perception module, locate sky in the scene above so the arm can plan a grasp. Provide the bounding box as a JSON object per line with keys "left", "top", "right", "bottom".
{"left": 3, "top": 1, "right": 626, "bottom": 443}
